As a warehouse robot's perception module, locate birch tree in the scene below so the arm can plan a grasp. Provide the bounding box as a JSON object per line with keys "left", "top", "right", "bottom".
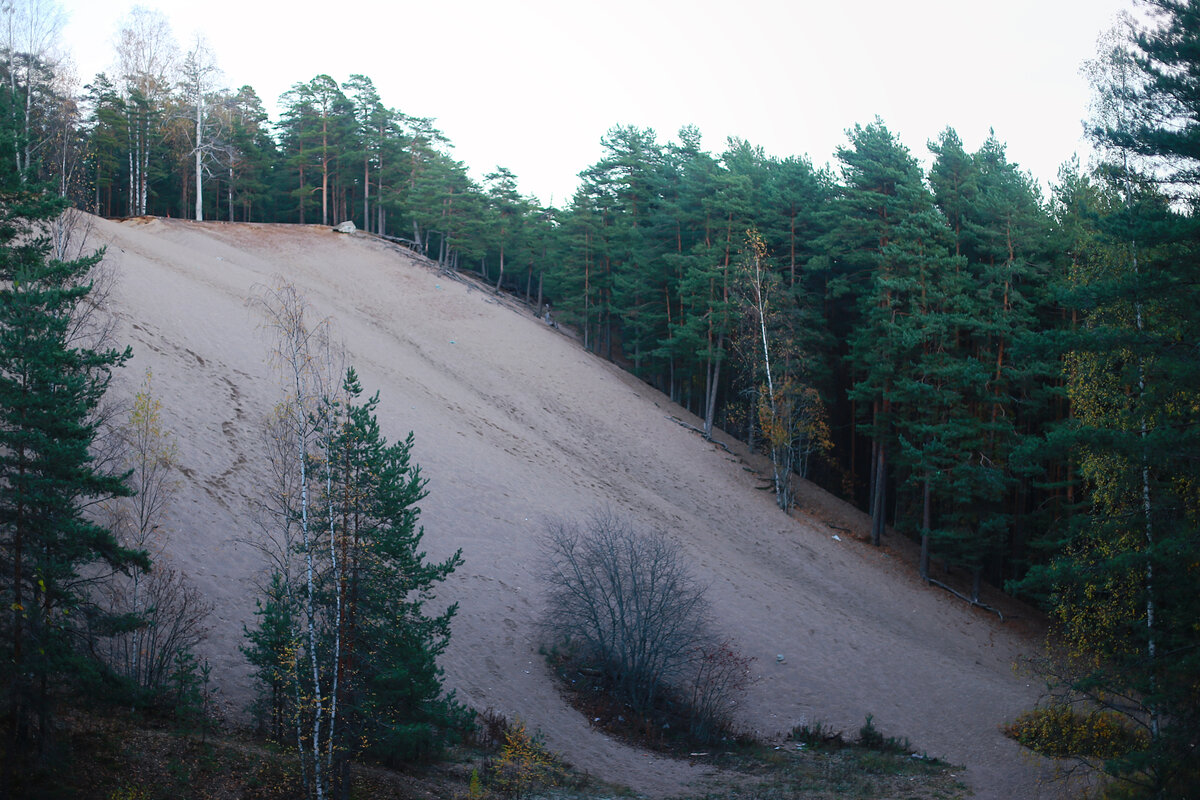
{"left": 1, "top": 0, "right": 65, "bottom": 181}
{"left": 178, "top": 36, "right": 221, "bottom": 220}
{"left": 251, "top": 281, "right": 340, "bottom": 800}
{"left": 248, "top": 284, "right": 463, "bottom": 799}
{"left": 113, "top": 6, "right": 176, "bottom": 216}
{"left": 738, "top": 230, "right": 830, "bottom": 511}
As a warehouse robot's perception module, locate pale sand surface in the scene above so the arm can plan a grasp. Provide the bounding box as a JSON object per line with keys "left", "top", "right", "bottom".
{"left": 90, "top": 215, "right": 1062, "bottom": 798}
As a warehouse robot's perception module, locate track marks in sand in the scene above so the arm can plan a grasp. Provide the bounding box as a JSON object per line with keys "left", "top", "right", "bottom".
{"left": 211, "top": 376, "right": 251, "bottom": 498}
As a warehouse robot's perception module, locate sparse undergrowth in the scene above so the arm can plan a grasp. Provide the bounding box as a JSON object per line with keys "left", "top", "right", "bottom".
{"left": 30, "top": 706, "right": 605, "bottom": 800}
{"left": 24, "top": 707, "right": 481, "bottom": 800}
{"left": 547, "top": 647, "right": 755, "bottom": 757}
{"left": 684, "top": 742, "right": 969, "bottom": 800}
{"left": 37, "top": 706, "right": 964, "bottom": 800}
{"left": 545, "top": 650, "right": 968, "bottom": 800}
{"left": 684, "top": 718, "right": 968, "bottom": 800}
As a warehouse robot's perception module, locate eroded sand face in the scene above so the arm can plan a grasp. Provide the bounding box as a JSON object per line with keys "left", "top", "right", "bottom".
{"left": 95, "top": 216, "right": 1053, "bottom": 798}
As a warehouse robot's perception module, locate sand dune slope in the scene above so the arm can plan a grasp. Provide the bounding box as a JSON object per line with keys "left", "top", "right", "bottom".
{"left": 92, "top": 216, "right": 1055, "bottom": 798}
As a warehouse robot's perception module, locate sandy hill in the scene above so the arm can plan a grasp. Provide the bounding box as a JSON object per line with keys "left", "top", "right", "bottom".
{"left": 89, "top": 215, "right": 1054, "bottom": 798}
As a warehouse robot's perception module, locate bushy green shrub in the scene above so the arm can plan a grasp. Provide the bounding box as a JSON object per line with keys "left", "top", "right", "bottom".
{"left": 1004, "top": 703, "right": 1147, "bottom": 760}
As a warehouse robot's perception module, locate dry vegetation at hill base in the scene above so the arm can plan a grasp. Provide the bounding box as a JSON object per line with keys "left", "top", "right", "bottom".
{"left": 37, "top": 708, "right": 968, "bottom": 800}
{"left": 89, "top": 215, "right": 1058, "bottom": 799}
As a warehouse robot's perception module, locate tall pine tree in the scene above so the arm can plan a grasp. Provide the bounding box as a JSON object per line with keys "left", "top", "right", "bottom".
{"left": 0, "top": 77, "right": 142, "bottom": 787}
{"left": 1019, "top": 3, "right": 1200, "bottom": 793}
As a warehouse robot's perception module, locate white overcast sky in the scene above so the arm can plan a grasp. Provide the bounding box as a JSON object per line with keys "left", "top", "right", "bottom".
{"left": 57, "top": 0, "right": 1135, "bottom": 206}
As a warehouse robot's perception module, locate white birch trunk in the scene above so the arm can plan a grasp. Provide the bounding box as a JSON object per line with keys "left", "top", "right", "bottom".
{"left": 194, "top": 94, "right": 203, "bottom": 220}
{"left": 324, "top": 420, "right": 341, "bottom": 779}
{"left": 1132, "top": 245, "right": 1158, "bottom": 739}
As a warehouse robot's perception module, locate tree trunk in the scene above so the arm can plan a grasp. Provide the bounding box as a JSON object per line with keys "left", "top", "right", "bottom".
{"left": 363, "top": 153, "right": 370, "bottom": 233}
{"left": 868, "top": 434, "right": 879, "bottom": 513}
{"left": 195, "top": 97, "right": 204, "bottom": 221}
{"left": 298, "top": 160, "right": 306, "bottom": 224}
{"left": 870, "top": 441, "right": 886, "bottom": 546}
{"left": 495, "top": 244, "right": 505, "bottom": 292}
{"left": 321, "top": 118, "right": 329, "bottom": 227}
{"left": 920, "top": 476, "right": 931, "bottom": 580}
{"left": 704, "top": 338, "right": 722, "bottom": 440}
{"left": 127, "top": 140, "right": 135, "bottom": 217}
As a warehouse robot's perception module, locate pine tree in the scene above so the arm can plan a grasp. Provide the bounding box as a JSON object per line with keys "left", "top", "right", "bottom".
{"left": 1018, "top": 4, "right": 1200, "bottom": 793}
{"left": 484, "top": 167, "right": 527, "bottom": 291}
{"left": 545, "top": 190, "right": 607, "bottom": 352}
{"left": 387, "top": 114, "right": 451, "bottom": 252}
{"left": 925, "top": 129, "right": 1058, "bottom": 596}
{"left": 327, "top": 370, "right": 464, "bottom": 773}
{"left": 82, "top": 73, "right": 128, "bottom": 217}
{"left": 579, "top": 125, "right": 669, "bottom": 369}
{"left": 241, "top": 571, "right": 296, "bottom": 744}
{"left": 223, "top": 85, "right": 277, "bottom": 222}
{"left": 248, "top": 288, "right": 463, "bottom": 800}
{"left": 0, "top": 92, "right": 142, "bottom": 784}
{"left": 869, "top": 140, "right": 975, "bottom": 582}
{"left": 831, "top": 118, "right": 934, "bottom": 546}
{"left": 653, "top": 126, "right": 719, "bottom": 408}
{"left": 342, "top": 75, "right": 386, "bottom": 233}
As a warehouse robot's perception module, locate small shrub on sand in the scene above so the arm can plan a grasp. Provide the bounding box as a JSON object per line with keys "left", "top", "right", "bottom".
{"left": 488, "top": 718, "right": 560, "bottom": 799}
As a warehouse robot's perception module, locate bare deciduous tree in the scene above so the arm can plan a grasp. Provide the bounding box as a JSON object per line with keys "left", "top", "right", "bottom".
{"left": 247, "top": 279, "right": 343, "bottom": 800}
{"left": 684, "top": 640, "right": 753, "bottom": 743}
{"left": 179, "top": 35, "right": 222, "bottom": 220}
{"left": 540, "top": 509, "right": 712, "bottom": 714}
{"left": 541, "top": 510, "right": 752, "bottom": 742}
{"left": 94, "top": 371, "right": 212, "bottom": 699}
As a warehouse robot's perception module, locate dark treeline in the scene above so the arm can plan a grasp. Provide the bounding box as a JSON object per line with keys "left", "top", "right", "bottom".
{"left": 3, "top": 1, "right": 1199, "bottom": 795}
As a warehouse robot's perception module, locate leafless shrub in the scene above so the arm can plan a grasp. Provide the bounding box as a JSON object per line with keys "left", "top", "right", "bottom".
{"left": 94, "top": 555, "right": 213, "bottom": 696}
{"left": 685, "top": 640, "right": 754, "bottom": 743}
{"left": 55, "top": 208, "right": 121, "bottom": 355}
{"left": 240, "top": 402, "right": 305, "bottom": 595}
{"left": 471, "top": 706, "right": 513, "bottom": 751}
{"left": 540, "top": 509, "right": 713, "bottom": 716}
{"left": 91, "top": 371, "right": 212, "bottom": 703}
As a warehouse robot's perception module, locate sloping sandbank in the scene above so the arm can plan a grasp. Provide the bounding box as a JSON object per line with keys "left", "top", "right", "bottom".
{"left": 91, "top": 215, "right": 1056, "bottom": 798}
